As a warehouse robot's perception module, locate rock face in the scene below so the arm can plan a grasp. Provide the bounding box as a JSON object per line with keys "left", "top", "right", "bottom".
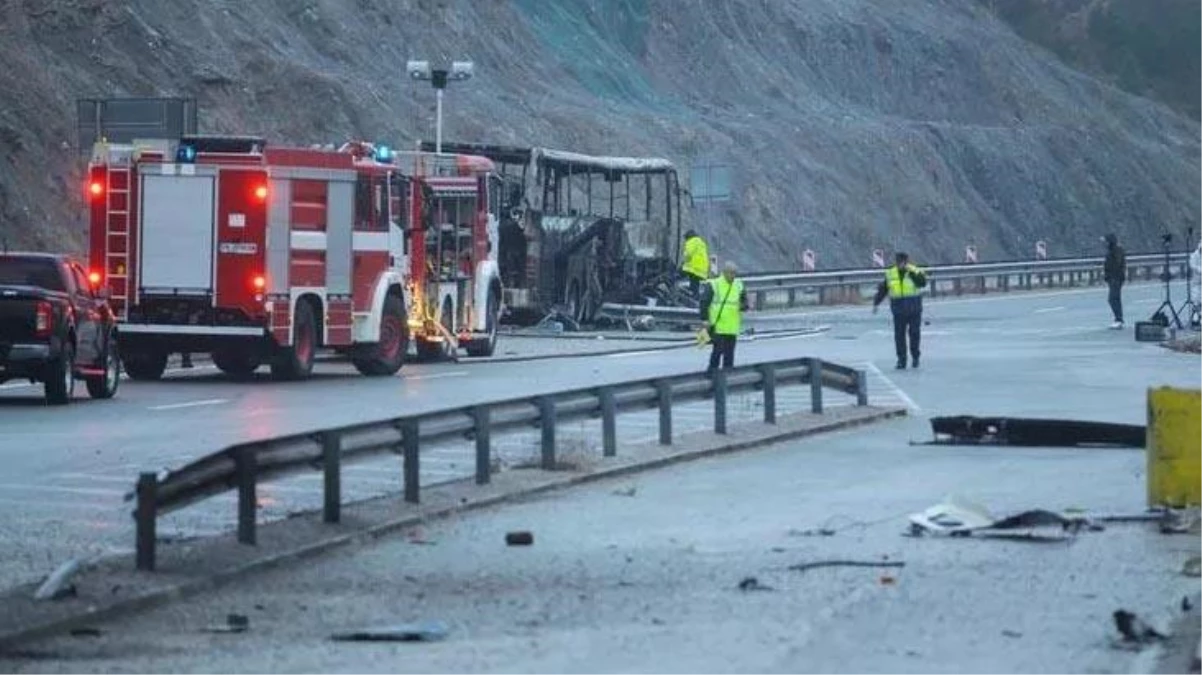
{"left": 0, "top": 0, "right": 1197, "bottom": 269}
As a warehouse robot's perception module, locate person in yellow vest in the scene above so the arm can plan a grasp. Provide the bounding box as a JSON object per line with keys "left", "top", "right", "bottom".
{"left": 680, "top": 229, "right": 710, "bottom": 297}
{"left": 699, "top": 260, "right": 749, "bottom": 374}
{"left": 872, "top": 252, "right": 928, "bottom": 370}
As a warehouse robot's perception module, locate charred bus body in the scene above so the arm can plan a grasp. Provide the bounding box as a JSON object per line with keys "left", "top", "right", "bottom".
{"left": 419, "top": 142, "right": 688, "bottom": 326}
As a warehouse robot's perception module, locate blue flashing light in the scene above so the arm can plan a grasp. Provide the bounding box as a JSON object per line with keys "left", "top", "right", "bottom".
{"left": 176, "top": 144, "right": 197, "bottom": 163}
{"left": 374, "top": 145, "right": 392, "bottom": 163}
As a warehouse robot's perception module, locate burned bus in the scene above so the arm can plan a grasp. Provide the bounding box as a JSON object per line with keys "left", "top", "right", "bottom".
{"left": 419, "top": 142, "right": 687, "bottom": 326}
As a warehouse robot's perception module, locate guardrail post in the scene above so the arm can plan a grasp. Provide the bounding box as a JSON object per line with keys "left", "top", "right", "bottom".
{"left": 809, "top": 358, "right": 824, "bottom": 414}
{"left": 402, "top": 419, "right": 419, "bottom": 504}
{"left": 754, "top": 290, "right": 765, "bottom": 311}
{"left": 599, "top": 387, "right": 617, "bottom": 457}
{"left": 235, "top": 447, "right": 257, "bottom": 546}
{"left": 714, "top": 370, "right": 728, "bottom": 434}
{"left": 135, "top": 472, "right": 157, "bottom": 571}
{"left": 787, "top": 288, "right": 796, "bottom": 307}
{"left": 855, "top": 369, "right": 868, "bottom": 406}
{"left": 473, "top": 406, "right": 491, "bottom": 485}
{"left": 654, "top": 381, "right": 672, "bottom": 445}
{"left": 322, "top": 432, "right": 341, "bottom": 524}
{"left": 759, "top": 364, "right": 776, "bottom": 424}
{"left": 538, "top": 397, "right": 557, "bottom": 469}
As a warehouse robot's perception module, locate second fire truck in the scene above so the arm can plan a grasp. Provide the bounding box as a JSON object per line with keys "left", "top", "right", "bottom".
{"left": 86, "top": 135, "right": 503, "bottom": 381}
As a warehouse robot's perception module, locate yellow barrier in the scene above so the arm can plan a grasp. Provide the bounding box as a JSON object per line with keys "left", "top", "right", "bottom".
{"left": 1147, "top": 386, "right": 1202, "bottom": 508}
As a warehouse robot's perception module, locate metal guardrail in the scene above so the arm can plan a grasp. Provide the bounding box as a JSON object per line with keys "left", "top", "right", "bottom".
{"left": 600, "top": 252, "right": 1190, "bottom": 322}
{"left": 129, "top": 356, "right": 869, "bottom": 571}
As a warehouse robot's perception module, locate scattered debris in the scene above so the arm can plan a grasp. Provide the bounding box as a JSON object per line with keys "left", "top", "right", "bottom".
{"left": 1161, "top": 510, "right": 1202, "bottom": 535}
{"left": 68, "top": 627, "right": 101, "bottom": 638}
{"left": 737, "top": 576, "right": 775, "bottom": 592}
{"left": 1183, "top": 557, "right": 1202, "bottom": 577}
{"left": 331, "top": 620, "right": 449, "bottom": 642}
{"left": 1002, "top": 630, "right": 1022, "bottom": 639}
{"left": 505, "top": 531, "right": 534, "bottom": 546}
{"left": 788, "top": 528, "right": 836, "bottom": 537}
{"left": 788, "top": 559, "right": 905, "bottom": 573}
{"left": 33, "top": 559, "right": 81, "bottom": 601}
{"left": 611, "top": 486, "right": 638, "bottom": 497}
{"left": 1113, "top": 609, "right": 1167, "bottom": 644}
{"left": 925, "top": 415, "right": 1144, "bottom": 447}
{"left": 204, "top": 614, "right": 249, "bottom": 634}
{"left": 907, "top": 496, "right": 1090, "bottom": 541}
{"left": 879, "top": 575, "right": 897, "bottom": 585}
{"left": 1183, "top": 596, "right": 1194, "bottom": 613}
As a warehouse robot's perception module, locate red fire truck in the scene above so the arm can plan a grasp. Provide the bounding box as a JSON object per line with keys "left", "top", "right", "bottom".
{"left": 85, "top": 135, "right": 503, "bottom": 381}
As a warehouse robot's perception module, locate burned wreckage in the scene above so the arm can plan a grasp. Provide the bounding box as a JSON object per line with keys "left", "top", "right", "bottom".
{"left": 419, "top": 141, "right": 691, "bottom": 327}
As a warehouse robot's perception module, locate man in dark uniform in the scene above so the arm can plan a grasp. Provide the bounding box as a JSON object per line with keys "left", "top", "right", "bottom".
{"left": 872, "top": 252, "right": 928, "bottom": 369}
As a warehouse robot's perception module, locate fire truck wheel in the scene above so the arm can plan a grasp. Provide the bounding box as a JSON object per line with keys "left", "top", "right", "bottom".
{"left": 270, "top": 300, "right": 317, "bottom": 381}
{"left": 465, "top": 289, "right": 499, "bottom": 357}
{"left": 122, "top": 350, "right": 167, "bottom": 381}
{"left": 213, "top": 350, "right": 260, "bottom": 379}
{"left": 351, "top": 294, "right": 407, "bottom": 376}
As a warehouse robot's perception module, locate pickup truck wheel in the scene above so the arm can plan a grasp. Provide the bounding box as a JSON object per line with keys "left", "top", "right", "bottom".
{"left": 85, "top": 342, "right": 120, "bottom": 399}
{"left": 270, "top": 300, "right": 316, "bottom": 381}
{"left": 123, "top": 351, "right": 167, "bottom": 381}
{"left": 44, "top": 343, "right": 75, "bottom": 406}
{"left": 351, "top": 294, "right": 407, "bottom": 376}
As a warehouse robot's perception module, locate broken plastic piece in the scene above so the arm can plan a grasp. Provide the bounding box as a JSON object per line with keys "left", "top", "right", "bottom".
{"left": 331, "top": 620, "right": 449, "bottom": 642}
{"left": 505, "top": 531, "right": 533, "bottom": 546}
{"left": 788, "top": 559, "right": 905, "bottom": 573}
{"left": 907, "top": 495, "right": 1091, "bottom": 540}
{"left": 34, "top": 559, "right": 81, "bottom": 601}
{"left": 926, "top": 416, "right": 1144, "bottom": 447}
{"left": 204, "top": 614, "right": 249, "bottom": 634}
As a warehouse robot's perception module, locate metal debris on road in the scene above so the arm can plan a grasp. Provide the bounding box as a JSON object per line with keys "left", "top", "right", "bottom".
{"left": 331, "top": 620, "right": 449, "bottom": 642}
{"left": 505, "top": 531, "right": 534, "bottom": 546}
{"left": 1112, "top": 609, "right": 1168, "bottom": 645}
{"left": 611, "top": 486, "right": 638, "bottom": 497}
{"left": 787, "top": 527, "right": 836, "bottom": 537}
{"left": 69, "top": 627, "right": 102, "bottom": 638}
{"left": 924, "top": 415, "right": 1145, "bottom": 447}
{"left": 788, "top": 559, "right": 905, "bottom": 573}
{"left": 1183, "top": 557, "right": 1202, "bottom": 577}
{"left": 33, "top": 559, "right": 81, "bottom": 601}
{"left": 906, "top": 495, "right": 1091, "bottom": 541}
{"left": 737, "top": 576, "right": 775, "bottom": 592}
{"left": 203, "top": 614, "right": 249, "bottom": 634}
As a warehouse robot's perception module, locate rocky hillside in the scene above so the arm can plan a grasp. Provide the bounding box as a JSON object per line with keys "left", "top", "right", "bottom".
{"left": 0, "top": 0, "right": 1197, "bottom": 270}
{"left": 979, "top": 0, "right": 1201, "bottom": 121}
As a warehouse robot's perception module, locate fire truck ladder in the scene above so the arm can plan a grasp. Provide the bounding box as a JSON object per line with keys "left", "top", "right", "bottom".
{"left": 105, "top": 166, "right": 132, "bottom": 316}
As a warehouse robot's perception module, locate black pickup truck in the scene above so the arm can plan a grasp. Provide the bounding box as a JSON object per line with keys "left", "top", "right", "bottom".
{"left": 0, "top": 253, "right": 121, "bottom": 404}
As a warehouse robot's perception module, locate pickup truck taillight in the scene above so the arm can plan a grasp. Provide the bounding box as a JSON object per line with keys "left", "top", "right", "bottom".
{"left": 34, "top": 301, "right": 53, "bottom": 338}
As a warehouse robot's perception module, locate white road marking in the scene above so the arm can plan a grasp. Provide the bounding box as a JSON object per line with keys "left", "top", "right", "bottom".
{"left": 0, "top": 363, "right": 218, "bottom": 392}
{"left": 0, "top": 482, "right": 126, "bottom": 497}
{"left": 149, "top": 398, "right": 229, "bottom": 411}
{"left": 865, "top": 362, "right": 922, "bottom": 413}
{"left": 604, "top": 349, "right": 671, "bottom": 359}
{"left": 1034, "top": 306, "right": 1067, "bottom": 314}
{"left": 50, "top": 473, "right": 139, "bottom": 484}
{"left": 405, "top": 371, "right": 468, "bottom": 380}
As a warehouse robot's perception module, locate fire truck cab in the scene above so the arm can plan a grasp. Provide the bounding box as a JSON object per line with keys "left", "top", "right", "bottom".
{"left": 86, "top": 135, "right": 502, "bottom": 381}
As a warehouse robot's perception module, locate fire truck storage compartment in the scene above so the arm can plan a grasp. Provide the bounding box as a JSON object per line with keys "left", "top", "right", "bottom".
{"left": 139, "top": 171, "right": 215, "bottom": 294}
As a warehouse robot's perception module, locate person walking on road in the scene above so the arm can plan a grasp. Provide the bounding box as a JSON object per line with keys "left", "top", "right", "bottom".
{"left": 680, "top": 229, "right": 710, "bottom": 298}
{"left": 1103, "top": 233, "right": 1126, "bottom": 329}
{"left": 699, "top": 260, "right": 748, "bottom": 375}
{"left": 872, "top": 252, "right": 928, "bottom": 370}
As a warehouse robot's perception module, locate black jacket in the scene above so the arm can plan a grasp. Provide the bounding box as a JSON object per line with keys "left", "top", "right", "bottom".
{"left": 1104, "top": 242, "right": 1126, "bottom": 284}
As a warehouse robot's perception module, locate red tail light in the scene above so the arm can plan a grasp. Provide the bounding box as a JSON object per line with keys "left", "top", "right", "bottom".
{"left": 34, "top": 301, "right": 52, "bottom": 337}
{"left": 88, "top": 181, "right": 103, "bottom": 199}
{"left": 253, "top": 185, "right": 268, "bottom": 201}
{"left": 88, "top": 271, "right": 102, "bottom": 286}
{"left": 252, "top": 275, "right": 266, "bottom": 291}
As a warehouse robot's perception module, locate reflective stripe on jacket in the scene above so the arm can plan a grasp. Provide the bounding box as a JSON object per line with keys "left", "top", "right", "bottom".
{"left": 707, "top": 276, "right": 744, "bottom": 335}
{"left": 682, "top": 236, "right": 710, "bottom": 279}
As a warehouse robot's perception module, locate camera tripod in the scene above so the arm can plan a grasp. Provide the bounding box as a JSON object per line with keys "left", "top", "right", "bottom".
{"left": 1176, "top": 227, "right": 1200, "bottom": 329}
{"left": 1150, "top": 233, "right": 1184, "bottom": 330}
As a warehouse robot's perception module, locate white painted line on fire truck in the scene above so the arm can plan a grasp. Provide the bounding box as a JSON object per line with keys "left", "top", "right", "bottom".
{"left": 148, "top": 398, "right": 229, "bottom": 411}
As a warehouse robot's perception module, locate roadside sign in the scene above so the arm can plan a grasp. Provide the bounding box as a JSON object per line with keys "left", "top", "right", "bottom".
{"left": 965, "top": 245, "right": 978, "bottom": 263}
{"left": 802, "top": 249, "right": 816, "bottom": 271}
{"left": 1035, "top": 240, "right": 1047, "bottom": 260}
{"left": 872, "top": 249, "right": 885, "bottom": 268}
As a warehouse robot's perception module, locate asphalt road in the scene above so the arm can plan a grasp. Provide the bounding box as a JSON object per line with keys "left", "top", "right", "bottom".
{"left": 0, "top": 283, "right": 1196, "bottom": 673}
{"left": 0, "top": 283, "right": 1188, "bottom": 593}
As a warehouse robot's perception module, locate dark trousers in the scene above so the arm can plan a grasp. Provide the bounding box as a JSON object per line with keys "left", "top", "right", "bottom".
{"left": 1107, "top": 280, "right": 1123, "bottom": 322}
{"left": 892, "top": 310, "right": 921, "bottom": 363}
{"left": 685, "top": 272, "right": 704, "bottom": 297}
{"left": 707, "top": 333, "right": 736, "bottom": 372}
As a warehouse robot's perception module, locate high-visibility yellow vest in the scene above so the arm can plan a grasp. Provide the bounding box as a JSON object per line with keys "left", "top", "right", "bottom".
{"left": 708, "top": 276, "right": 743, "bottom": 335}
{"left": 884, "top": 265, "right": 923, "bottom": 298}
{"left": 682, "top": 236, "right": 709, "bottom": 279}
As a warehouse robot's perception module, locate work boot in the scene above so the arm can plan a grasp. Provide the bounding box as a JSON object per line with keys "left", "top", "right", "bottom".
{"left": 911, "top": 355, "right": 920, "bottom": 369}
{"left": 895, "top": 359, "right": 906, "bottom": 370}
